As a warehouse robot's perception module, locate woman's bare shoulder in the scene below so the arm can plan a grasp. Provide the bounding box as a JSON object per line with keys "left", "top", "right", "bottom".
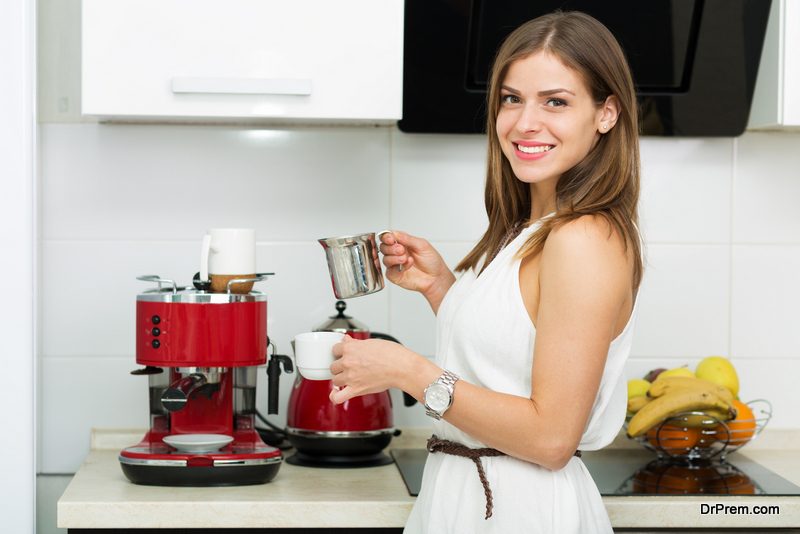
{"left": 543, "top": 214, "right": 628, "bottom": 259}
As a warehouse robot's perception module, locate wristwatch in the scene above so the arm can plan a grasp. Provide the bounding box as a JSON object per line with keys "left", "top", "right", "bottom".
{"left": 423, "top": 370, "right": 460, "bottom": 420}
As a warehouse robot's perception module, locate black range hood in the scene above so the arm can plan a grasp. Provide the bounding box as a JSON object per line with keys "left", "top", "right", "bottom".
{"left": 399, "top": 0, "right": 772, "bottom": 136}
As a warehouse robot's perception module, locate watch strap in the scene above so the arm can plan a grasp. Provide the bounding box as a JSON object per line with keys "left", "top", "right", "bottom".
{"left": 424, "top": 370, "right": 460, "bottom": 420}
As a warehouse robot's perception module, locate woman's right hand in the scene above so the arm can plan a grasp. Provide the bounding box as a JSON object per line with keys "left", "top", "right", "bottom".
{"left": 379, "top": 231, "right": 455, "bottom": 311}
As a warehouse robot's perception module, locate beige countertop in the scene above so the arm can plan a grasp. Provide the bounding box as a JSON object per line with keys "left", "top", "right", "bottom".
{"left": 58, "top": 428, "right": 800, "bottom": 530}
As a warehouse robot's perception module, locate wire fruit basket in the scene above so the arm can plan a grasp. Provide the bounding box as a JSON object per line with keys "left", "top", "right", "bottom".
{"left": 629, "top": 399, "right": 771, "bottom": 461}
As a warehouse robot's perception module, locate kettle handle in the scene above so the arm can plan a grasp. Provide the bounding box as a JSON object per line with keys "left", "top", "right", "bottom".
{"left": 369, "top": 332, "right": 418, "bottom": 407}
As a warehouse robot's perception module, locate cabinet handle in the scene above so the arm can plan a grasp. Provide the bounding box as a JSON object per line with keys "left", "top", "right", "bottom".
{"left": 171, "top": 77, "right": 312, "bottom": 96}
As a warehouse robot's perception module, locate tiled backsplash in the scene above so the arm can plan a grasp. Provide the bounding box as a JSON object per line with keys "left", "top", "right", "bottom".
{"left": 38, "top": 124, "right": 800, "bottom": 473}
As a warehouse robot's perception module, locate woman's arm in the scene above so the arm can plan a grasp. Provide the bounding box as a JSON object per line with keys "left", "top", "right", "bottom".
{"left": 331, "top": 215, "right": 634, "bottom": 471}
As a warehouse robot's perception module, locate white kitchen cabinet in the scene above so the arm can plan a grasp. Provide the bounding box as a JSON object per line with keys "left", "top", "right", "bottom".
{"left": 82, "top": 0, "right": 403, "bottom": 123}
{"left": 748, "top": 0, "right": 800, "bottom": 129}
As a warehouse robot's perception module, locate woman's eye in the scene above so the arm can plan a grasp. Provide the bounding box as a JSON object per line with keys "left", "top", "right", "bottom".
{"left": 501, "top": 94, "right": 520, "bottom": 104}
{"left": 545, "top": 98, "right": 567, "bottom": 107}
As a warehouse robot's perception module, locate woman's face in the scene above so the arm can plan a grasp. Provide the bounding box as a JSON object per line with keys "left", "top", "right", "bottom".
{"left": 495, "top": 51, "right": 608, "bottom": 188}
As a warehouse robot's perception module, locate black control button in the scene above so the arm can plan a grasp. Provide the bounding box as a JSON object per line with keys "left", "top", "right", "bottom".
{"left": 151, "top": 315, "right": 161, "bottom": 325}
{"left": 151, "top": 327, "right": 161, "bottom": 337}
{"left": 151, "top": 339, "right": 161, "bottom": 349}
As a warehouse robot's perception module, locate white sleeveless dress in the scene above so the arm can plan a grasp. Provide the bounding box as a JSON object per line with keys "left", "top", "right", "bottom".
{"left": 404, "top": 219, "right": 639, "bottom": 534}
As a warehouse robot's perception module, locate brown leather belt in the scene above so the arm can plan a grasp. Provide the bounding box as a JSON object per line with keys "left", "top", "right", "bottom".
{"left": 426, "top": 434, "right": 582, "bottom": 520}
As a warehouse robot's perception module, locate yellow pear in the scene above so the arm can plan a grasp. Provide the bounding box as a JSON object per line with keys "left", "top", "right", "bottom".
{"left": 627, "top": 378, "right": 651, "bottom": 399}
{"left": 695, "top": 356, "right": 739, "bottom": 397}
{"left": 654, "top": 366, "right": 695, "bottom": 380}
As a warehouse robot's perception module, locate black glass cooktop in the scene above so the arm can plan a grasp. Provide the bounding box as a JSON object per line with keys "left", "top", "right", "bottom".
{"left": 392, "top": 449, "right": 800, "bottom": 497}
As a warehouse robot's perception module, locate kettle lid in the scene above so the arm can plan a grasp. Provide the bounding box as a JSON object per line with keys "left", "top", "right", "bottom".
{"left": 315, "top": 300, "right": 369, "bottom": 332}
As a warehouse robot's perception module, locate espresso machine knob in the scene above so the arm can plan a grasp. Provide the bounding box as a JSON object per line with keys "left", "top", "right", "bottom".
{"left": 161, "top": 373, "right": 207, "bottom": 412}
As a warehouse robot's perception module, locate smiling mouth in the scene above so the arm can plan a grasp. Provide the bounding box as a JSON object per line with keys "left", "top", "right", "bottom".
{"left": 515, "top": 143, "right": 554, "bottom": 154}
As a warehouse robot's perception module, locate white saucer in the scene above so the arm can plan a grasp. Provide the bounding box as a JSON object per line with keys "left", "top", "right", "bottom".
{"left": 163, "top": 433, "right": 234, "bottom": 453}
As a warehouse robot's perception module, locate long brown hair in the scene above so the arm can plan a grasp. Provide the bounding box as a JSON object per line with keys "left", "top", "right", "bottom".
{"left": 455, "top": 11, "right": 643, "bottom": 292}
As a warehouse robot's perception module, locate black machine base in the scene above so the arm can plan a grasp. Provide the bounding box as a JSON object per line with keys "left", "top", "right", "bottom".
{"left": 286, "top": 451, "right": 393, "bottom": 468}
{"left": 120, "top": 462, "right": 281, "bottom": 487}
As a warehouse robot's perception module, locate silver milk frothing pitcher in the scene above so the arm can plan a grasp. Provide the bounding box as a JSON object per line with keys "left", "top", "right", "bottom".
{"left": 318, "top": 231, "right": 391, "bottom": 299}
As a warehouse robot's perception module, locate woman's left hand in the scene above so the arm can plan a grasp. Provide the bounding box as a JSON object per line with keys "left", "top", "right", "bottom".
{"left": 329, "top": 335, "right": 412, "bottom": 404}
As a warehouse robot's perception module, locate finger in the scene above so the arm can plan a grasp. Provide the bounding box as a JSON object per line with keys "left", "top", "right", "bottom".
{"left": 382, "top": 254, "right": 407, "bottom": 270}
{"left": 379, "top": 242, "right": 405, "bottom": 256}
{"left": 378, "top": 231, "right": 397, "bottom": 245}
{"left": 391, "top": 231, "right": 428, "bottom": 252}
{"left": 330, "top": 385, "right": 356, "bottom": 404}
{"left": 331, "top": 372, "right": 346, "bottom": 387}
{"left": 330, "top": 360, "right": 343, "bottom": 374}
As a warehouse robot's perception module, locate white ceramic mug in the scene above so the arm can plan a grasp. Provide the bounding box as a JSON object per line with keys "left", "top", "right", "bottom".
{"left": 293, "top": 331, "right": 344, "bottom": 380}
{"left": 200, "top": 228, "right": 257, "bottom": 293}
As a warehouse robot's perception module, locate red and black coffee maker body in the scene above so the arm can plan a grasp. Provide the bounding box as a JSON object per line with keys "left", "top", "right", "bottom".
{"left": 285, "top": 301, "right": 415, "bottom": 467}
{"left": 119, "top": 275, "right": 289, "bottom": 486}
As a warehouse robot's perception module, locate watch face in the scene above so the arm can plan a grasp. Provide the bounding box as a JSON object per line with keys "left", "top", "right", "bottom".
{"left": 425, "top": 383, "right": 451, "bottom": 412}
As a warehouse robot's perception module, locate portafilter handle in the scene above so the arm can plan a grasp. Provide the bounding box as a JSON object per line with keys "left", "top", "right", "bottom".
{"left": 161, "top": 373, "right": 207, "bottom": 412}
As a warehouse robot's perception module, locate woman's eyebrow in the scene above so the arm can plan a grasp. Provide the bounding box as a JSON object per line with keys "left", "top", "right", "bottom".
{"left": 537, "top": 88, "right": 575, "bottom": 96}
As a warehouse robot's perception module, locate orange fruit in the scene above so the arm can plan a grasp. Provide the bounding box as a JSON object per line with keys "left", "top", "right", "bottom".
{"left": 713, "top": 400, "right": 756, "bottom": 447}
{"left": 646, "top": 423, "right": 701, "bottom": 453}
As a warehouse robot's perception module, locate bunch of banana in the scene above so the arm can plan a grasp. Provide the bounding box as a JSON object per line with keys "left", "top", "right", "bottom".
{"left": 626, "top": 377, "right": 736, "bottom": 438}
{"left": 627, "top": 395, "right": 651, "bottom": 415}
{"left": 648, "top": 376, "right": 734, "bottom": 405}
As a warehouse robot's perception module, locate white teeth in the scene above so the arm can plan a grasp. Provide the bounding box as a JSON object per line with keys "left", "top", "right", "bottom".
{"left": 517, "top": 144, "right": 553, "bottom": 154}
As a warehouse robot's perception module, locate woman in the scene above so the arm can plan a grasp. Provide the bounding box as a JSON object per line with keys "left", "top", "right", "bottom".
{"left": 330, "top": 11, "right": 643, "bottom": 533}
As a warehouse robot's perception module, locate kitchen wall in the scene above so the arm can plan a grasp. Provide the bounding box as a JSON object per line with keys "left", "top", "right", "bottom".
{"left": 37, "top": 0, "right": 800, "bottom": 507}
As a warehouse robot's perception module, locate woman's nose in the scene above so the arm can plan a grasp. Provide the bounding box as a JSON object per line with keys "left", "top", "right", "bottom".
{"left": 515, "top": 103, "right": 543, "bottom": 133}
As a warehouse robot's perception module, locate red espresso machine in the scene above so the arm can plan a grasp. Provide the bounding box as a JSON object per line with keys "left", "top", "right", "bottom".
{"left": 285, "top": 300, "right": 416, "bottom": 467}
{"left": 119, "top": 274, "right": 292, "bottom": 486}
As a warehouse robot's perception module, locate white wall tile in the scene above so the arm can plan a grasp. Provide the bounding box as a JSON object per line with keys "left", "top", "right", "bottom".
{"left": 734, "top": 131, "right": 800, "bottom": 243}
{"left": 41, "top": 240, "right": 196, "bottom": 357}
{"left": 632, "top": 245, "right": 730, "bottom": 358}
{"left": 639, "top": 137, "right": 732, "bottom": 243}
{"left": 731, "top": 245, "right": 800, "bottom": 359}
{"left": 40, "top": 124, "right": 390, "bottom": 241}
{"left": 391, "top": 130, "right": 488, "bottom": 241}
{"left": 40, "top": 357, "right": 149, "bottom": 473}
{"left": 732, "top": 358, "right": 800, "bottom": 429}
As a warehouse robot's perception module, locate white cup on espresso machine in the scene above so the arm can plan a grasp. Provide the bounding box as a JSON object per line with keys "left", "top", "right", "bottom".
{"left": 200, "top": 228, "right": 258, "bottom": 294}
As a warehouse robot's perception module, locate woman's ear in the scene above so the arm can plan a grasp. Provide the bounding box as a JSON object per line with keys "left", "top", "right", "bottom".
{"left": 597, "top": 95, "right": 620, "bottom": 134}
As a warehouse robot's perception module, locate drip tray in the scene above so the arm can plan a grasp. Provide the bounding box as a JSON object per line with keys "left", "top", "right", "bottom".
{"left": 391, "top": 448, "right": 427, "bottom": 496}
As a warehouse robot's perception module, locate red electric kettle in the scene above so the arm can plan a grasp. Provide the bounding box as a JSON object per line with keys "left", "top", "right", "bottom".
{"left": 285, "top": 300, "right": 415, "bottom": 467}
